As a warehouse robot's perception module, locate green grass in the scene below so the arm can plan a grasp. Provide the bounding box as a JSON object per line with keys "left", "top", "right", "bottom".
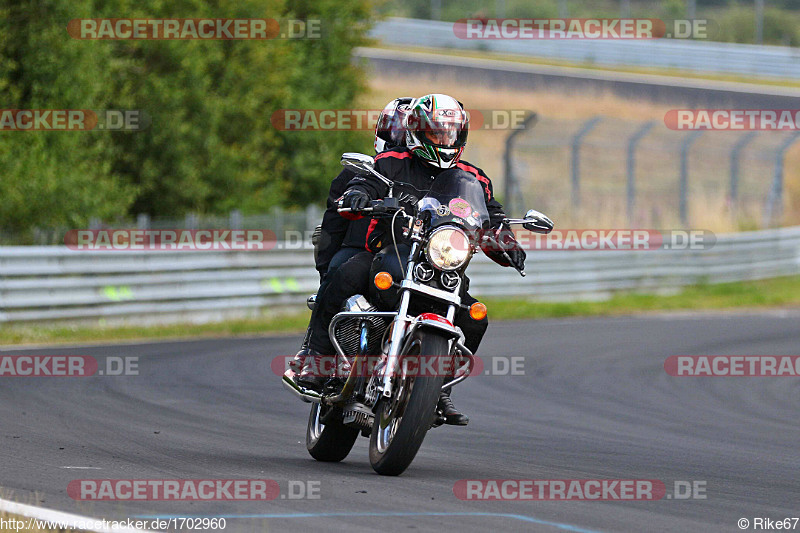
{"left": 0, "top": 313, "right": 311, "bottom": 347}
{"left": 485, "top": 275, "right": 800, "bottom": 320}
{"left": 2, "top": 275, "right": 799, "bottom": 347}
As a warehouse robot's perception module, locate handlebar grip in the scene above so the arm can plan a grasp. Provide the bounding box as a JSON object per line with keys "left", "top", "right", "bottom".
{"left": 337, "top": 207, "right": 373, "bottom": 214}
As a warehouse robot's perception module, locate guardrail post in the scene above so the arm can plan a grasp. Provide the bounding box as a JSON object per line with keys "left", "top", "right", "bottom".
{"left": 503, "top": 112, "right": 538, "bottom": 216}
{"left": 729, "top": 131, "right": 758, "bottom": 213}
{"left": 136, "top": 213, "right": 150, "bottom": 229}
{"left": 185, "top": 213, "right": 199, "bottom": 230}
{"left": 273, "top": 206, "right": 284, "bottom": 240}
{"left": 571, "top": 116, "right": 602, "bottom": 208}
{"left": 679, "top": 130, "right": 704, "bottom": 225}
{"left": 626, "top": 120, "right": 655, "bottom": 223}
{"left": 229, "top": 210, "right": 243, "bottom": 230}
{"left": 305, "top": 204, "right": 321, "bottom": 233}
{"left": 764, "top": 132, "right": 800, "bottom": 227}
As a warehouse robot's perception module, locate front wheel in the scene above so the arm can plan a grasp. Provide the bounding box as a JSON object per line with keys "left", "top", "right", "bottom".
{"left": 306, "top": 403, "right": 359, "bottom": 462}
{"left": 369, "top": 331, "right": 447, "bottom": 476}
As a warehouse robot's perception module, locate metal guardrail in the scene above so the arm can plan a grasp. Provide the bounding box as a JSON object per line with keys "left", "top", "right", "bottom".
{"left": 1, "top": 227, "right": 799, "bottom": 324}
{"left": 371, "top": 18, "right": 800, "bottom": 80}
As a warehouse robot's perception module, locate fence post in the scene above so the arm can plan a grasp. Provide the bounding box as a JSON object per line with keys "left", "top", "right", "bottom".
{"left": 626, "top": 120, "right": 655, "bottom": 223}
{"left": 729, "top": 131, "right": 758, "bottom": 213}
{"left": 503, "top": 112, "right": 538, "bottom": 216}
{"left": 764, "top": 132, "right": 800, "bottom": 227}
{"left": 229, "top": 209, "right": 243, "bottom": 230}
{"left": 679, "top": 130, "right": 704, "bottom": 225}
{"left": 571, "top": 116, "right": 602, "bottom": 208}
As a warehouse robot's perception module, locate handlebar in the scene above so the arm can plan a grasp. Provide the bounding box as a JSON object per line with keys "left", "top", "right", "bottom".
{"left": 339, "top": 201, "right": 525, "bottom": 277}
{"left": 337, "top": 199, "right": 405, "bottom": 217}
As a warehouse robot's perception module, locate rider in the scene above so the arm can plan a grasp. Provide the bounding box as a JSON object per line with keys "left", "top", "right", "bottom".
{"left": 314, "top": 97, "right": 414, "bottom": 279}
{"left": 293, "top": 98, "right": 413, "bottom": 364}
{"left": 300, "top": 94, "right": 526, "bottom": 425}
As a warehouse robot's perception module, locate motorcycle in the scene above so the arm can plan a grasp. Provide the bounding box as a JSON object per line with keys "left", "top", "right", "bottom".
{"left": 282, "top": 152, "right": 554, "bottom": 476}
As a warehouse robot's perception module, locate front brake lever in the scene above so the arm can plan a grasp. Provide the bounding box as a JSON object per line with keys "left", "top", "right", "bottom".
{"left": 481, "top": 235, "right": 526, "bottom": 277}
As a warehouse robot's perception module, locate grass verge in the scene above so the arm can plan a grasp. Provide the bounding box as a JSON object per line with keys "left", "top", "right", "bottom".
{"left": 0, "top": 313, "right": 311, "bottom": 347}
{"left": 485, "top": 275, "right": 800, "bottom": 320}
{"left": 1, "top": 276, "right": 799, "bottom": 347}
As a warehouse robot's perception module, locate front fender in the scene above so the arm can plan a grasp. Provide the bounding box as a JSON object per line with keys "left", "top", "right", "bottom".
{"left": 413, "top": 313, "right": 460, "bottom": 339}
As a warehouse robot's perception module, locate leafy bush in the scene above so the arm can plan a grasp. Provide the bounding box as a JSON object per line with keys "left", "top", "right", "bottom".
{"left": 0, "top": 0, "right": 374, "bottom": 235}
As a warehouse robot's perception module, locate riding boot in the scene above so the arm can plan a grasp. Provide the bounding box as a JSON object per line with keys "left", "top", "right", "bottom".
{"left": 437, "top": 387, "right": 469, "bottom": 426}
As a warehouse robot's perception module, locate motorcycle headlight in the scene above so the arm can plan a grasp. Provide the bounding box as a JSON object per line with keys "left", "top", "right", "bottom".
{"left": 426, "top": 227, "right": 471, "bottom": 271}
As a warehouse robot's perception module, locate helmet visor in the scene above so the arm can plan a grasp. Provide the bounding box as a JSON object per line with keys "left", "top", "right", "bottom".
{"left": 413, "top": 108, "right": 468, "bottom": 149}
{"left": 376, "top": 110, "right": 406, "bottom": 145}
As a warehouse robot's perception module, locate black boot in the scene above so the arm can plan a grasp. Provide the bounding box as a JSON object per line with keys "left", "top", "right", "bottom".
{"left": 295, "top": 351, "right": 328, "bottom": 392}
{"left": 289, "top": 347, "right": 308, "bottom": 373}
{"left": 437, "top": 388, "right": 469, "bottom": 426}
{"left": 290, "top": 323, "right": 314, "bottom": 373}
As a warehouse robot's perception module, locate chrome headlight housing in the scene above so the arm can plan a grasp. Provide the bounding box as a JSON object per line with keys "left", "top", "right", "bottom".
{"left": 426, "top": 226, "right": 472, "bottom": 271}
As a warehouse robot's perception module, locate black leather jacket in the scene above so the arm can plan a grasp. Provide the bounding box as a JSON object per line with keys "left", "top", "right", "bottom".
{"left": 341, "top": 148, "right": 522, "bottom": 267}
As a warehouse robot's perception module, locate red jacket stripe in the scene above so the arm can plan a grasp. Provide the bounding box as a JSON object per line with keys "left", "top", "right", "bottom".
{"left": 375, "top": 150, "right": 412, "bottom": 161}
{"left": 456, "top": 162, "right": 491, "bottom": 200}
{"left": 364, "top": 218, "right": 379, "bottom": 252}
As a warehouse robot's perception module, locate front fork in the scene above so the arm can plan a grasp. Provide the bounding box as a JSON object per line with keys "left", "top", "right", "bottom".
{"left": 381, "top": 290, "right": 412, "bottom": 399}
{"left": 379, "top": 241, "right": 459, "bottom": 399}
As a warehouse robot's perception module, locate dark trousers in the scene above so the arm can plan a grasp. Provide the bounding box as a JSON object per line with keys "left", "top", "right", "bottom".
{"left": 326, "top": 246, "right": 363, "bottom": 275}
{"left": 309, "top": 250, "right": 375, "bottom": 354}
{"left": 305, "top": 247, "right": 365, "bottom": 353}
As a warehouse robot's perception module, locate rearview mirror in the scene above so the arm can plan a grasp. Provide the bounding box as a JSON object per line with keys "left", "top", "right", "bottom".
{"left": 502, "top": 209, "right": 554, "bottom": 234}
{"left": 340, "top": 152, "right": 395, "bottom": 192}
{"left": 522, "top": 209, "right": 554, "bottom": 234}
{"left": 341, "top": 152, "right": 375, "bottom": 174}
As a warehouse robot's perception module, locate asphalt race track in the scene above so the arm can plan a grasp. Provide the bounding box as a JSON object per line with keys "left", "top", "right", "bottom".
{"left": 1, "top": 312, "right": 799, "bottom": 532}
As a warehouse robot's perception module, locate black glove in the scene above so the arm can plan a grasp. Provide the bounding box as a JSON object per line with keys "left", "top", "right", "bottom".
{"left": 497, "top": 224, "right": 526, "bottom": 271}
{"left": 506, "top": 247, "right": 526, "bottom": 272}
{"left": 339, "top": 189, "right": 370, "bottom": 212}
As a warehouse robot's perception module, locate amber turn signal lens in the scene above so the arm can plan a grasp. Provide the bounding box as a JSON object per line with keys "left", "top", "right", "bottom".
{"left": 374, "top": 271, "right": 393, "bottom": 290}
{"left": 469, "top": 302, "right": 487, "bottom": 321}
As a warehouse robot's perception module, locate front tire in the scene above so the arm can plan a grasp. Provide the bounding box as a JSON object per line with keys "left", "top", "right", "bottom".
{"left": 306, "top": 403, "right": 359, "bottom": 462}
{"left": 369, "top": 332, "right": 447, "bottom": 476}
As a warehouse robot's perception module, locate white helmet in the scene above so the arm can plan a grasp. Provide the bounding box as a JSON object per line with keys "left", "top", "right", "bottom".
{"left": 404, "top": 94, "right": 469, "bottom": 169}
{"left": 374, "top": 97, "right": 414, "bottom": 153}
